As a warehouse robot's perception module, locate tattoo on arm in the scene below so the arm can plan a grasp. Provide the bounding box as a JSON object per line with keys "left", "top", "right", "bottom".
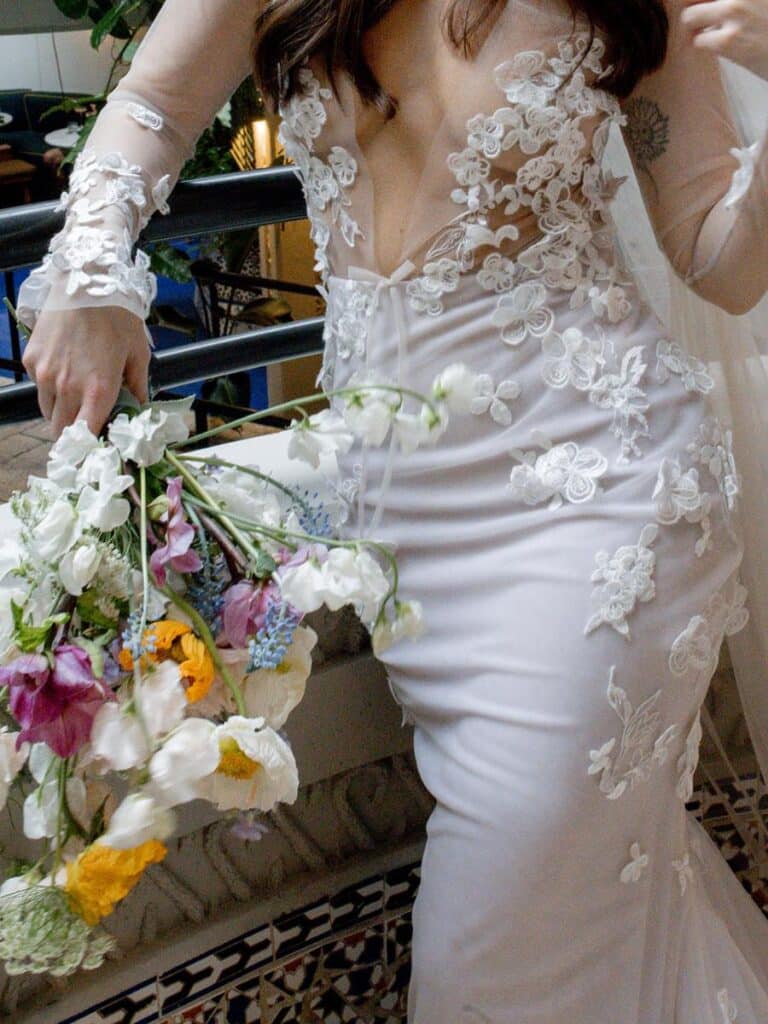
{"left": 623, "top": 96, "right": 670, "bottom": 197}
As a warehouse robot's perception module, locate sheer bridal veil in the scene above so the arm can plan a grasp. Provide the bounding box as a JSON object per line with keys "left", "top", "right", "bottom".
{"left": 606, "top": 59, "right": 768, "bottom": 854}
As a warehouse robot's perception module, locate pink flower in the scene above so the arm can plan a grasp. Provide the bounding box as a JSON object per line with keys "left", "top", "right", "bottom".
{"left": 149, "top": 477, "right": 203, "bottom": 586}
{"left": 1, "top": 646, "right": 110, "bottom": 758}
{"left": 219, "top": 580, "right": 282, "bottom": 648}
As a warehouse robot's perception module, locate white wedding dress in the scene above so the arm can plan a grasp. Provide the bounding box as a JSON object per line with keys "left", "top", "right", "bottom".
{"left": 16, "top": 1, "right": 768, "bottom": 1021}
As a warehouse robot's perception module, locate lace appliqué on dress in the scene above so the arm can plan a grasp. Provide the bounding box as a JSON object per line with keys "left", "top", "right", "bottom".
{"left": 278, "top": 66, "right": 363, "bottom": 290}
{"left": 655, "top": 340, "right": 715, "bottom": 395}
{"left": 652, "top": 457, "right": 713, "bottom": 557}
{"left": 671, "top": 852, "right": 694, "bottom": 895}
{"left": 587, "top": 664, "right": 678, "bottom": 799}
{"left": 17, "top": 150, "right": 170, "bottom": 327}
{"left": 669, "top": 580, "right": 749, "bottom": 678}
{"left": 508, "top": 431, "right": 607, "bottom": 509}
{"left": 620, "top": 841, "right": 649, "bottom": 883}
{"left": 584, "top": 523, "right": 658, "bottom": 638}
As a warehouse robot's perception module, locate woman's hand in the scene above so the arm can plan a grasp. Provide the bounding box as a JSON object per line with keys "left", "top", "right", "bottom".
{"left": 681, "top": 0, "right": 768, "bottom": 80}
{"left": 22, "top": 306, "right": 151, "bottom": 438}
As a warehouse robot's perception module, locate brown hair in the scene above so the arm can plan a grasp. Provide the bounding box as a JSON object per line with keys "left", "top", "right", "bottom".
{"left": 253, "top": 0, "right": 668, "bottom": 115}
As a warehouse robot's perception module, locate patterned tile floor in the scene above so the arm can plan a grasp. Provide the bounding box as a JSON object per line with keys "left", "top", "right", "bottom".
{"left": 0, "top": 416, "right": 53, "bottom": 501}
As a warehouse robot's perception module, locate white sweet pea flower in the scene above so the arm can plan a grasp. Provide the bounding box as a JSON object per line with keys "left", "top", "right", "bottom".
{"left": 287, "top": 409, "right": 354, "bottom": 469}
{"left": 432, "top": 363, "right": 479, "bottom": 414}
{"left": 393, "top": 403, "right": 447, "bottom": 455}
{"left": 277, "top": 555, "right": 328, "bottom": 613}
{"left": 200, "top": 716, "right": 299, "bottom": 812}
{"left": 89, "top": 702, "right": 148, "bottom": 771}
{"left": 76, "top": 447, "right": 133, "bottom": 531}
{"left": 372, "top": 600, "right": 425, "bottom": 657}
{"left": 148, "top": 718, "right": 220, "bottom": 808}
{"left": 0, "top": 537, "right": 23, "bottom": 585}
{"left": 341, "top": 377, "right": 401, "bottom": 447}
{"left": 0, "top": 730, "right": 28, "bottom": 813}
{"left": 31, "top": 497, "right": 80, "bottom": 563}
{"left": 323, "top": 547, "right": 390, "bottom": 626}
{"left": 46, "top": 420, "right": 99, "bottom": 490}
{"left": 101, "top": 792, "right": 176, "bottom": 850}
{"left": 108, "top": 406, "right": 189, "bottom": 467}
{"left": 243, "top": 625, "right": 318, "bottom": 729}
{"left": 58, "top": 540, "right": 103, "bottom": 597}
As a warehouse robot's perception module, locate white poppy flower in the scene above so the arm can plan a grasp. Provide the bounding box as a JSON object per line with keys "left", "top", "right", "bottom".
{"left": 148, "top": 718, "right": 220, "bottom": 808}
{"left": 89, "top": 702, "right": 150, "bottom": 771}
{"left": 108, "top": 406, "right": 189, "bottom": 467}
{"left": 101, "top": 793, "right": 176, "bottom": 850}
{"left": 136, "top": 660, "right": 188, "bottom": 738}
{"left": 201, "top": 716, "right": 299, "bottom": 812}
{"left": 0, "top": 730, "right": 28, "bottom": 814}
{"left": 243, "top": 625, "right": 317, "bottom": 729}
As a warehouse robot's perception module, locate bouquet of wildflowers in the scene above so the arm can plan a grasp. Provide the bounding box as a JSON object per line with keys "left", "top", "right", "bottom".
{"left": 0, "top": 362, "right": 478, "bottom": 978}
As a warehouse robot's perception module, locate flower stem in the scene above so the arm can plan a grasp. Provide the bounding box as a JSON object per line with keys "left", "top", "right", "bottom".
{"left": 160, "top": 586, "right": 246, "bottom": 717}
{"left": 164, "top": 450, "right": 263, "bottom": 571}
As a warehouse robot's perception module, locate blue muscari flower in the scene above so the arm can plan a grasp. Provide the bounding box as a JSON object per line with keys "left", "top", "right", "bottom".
{"left": 187, "top": 541, "right": 228, "bottom": 634}
{"left": 247, "top": 600, "right": 303, "bottom": 671}
{"left": 291, "top": 488, "right": 333, "bottom": 539}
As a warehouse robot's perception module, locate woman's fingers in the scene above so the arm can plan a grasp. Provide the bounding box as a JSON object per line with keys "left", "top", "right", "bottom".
{"left": 681, "top": 0, "right": 733, "bottom": 36}
{"left": 124, "top": 345, "right": 151, "bottom": 405}
{"left": 76, "top": 377, "right": 123, "bottom": 438}
{"left": 51, "top": 387, "right": 86, "bottom": 439}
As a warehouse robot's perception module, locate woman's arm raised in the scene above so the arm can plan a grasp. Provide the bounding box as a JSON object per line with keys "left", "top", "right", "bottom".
{"left": 619, "top": 0, "right": 768, "bottom": 316}
{"left": 20, "top": 0, "right": 261, "bottom": 436}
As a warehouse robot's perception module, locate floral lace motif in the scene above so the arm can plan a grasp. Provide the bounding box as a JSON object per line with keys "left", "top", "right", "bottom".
{"left": 404, "top": 34, "right": 628, "bottom": 334}
{"left": 584, "top": 523, "right": 658, "bottom": 638}
{"left": 686, "top": 417, "right": 740, "bottom": 518}
{"left": 652, "top": 457, "right": 713, "bottom": 557}
{"left": 587, "top": 665, "right": 678, "bottom": 799}
{"left": 676, "top": 709, "right": 703, "bottom": 802}
{"left": 541, "top": 328, "right": 650, "bottom": 463}
{"left": 655, "top": 340, "right": 714, "bottom": 395}
{"left": 318, "top": 280, "right": 376, "bottom": 392}
{"left": 717, "top": 987, "right": 739, "bottom": 1023}
{"left": 471, "top": 374, "right": 522, "bottom": 426}
{"left": 620, "top": 841, "right": 649, "bottom": 883}
{"left": 277, "top": 66, "right": 363, "bottom": 289}
{"left": 671, "top": 852, "right": 694, "bottom": 895}
{"left": 508, "top": 431, "right": 607, "bottom": 509}
{"left": 20, "top": 151, "right": 170, "bottom": 323}
{"left": 669, "top": 580, "right": 749, "bottom": 677}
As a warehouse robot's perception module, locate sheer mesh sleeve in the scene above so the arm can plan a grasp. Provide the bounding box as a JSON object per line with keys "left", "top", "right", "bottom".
{"left": 620, "top": 0, "right": 768, "bottom": 315}
{"left": 16, "top": 0, "right": 260, "bottom": 335}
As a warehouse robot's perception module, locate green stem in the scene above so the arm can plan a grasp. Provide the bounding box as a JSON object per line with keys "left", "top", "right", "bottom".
{"left": 165, "top": 450, "right": 263, "bottom": 569}
{"left": 160, "top": 586, "right": 246, "bottom": 717}
{"left": 138, "top": 466, "right": 150, "bottom": 639}
{"left": 175, "top": 383, "right": 442, "bottom": 449}
{"left": 178, "top": 454, "right": 314, "bottom": 512}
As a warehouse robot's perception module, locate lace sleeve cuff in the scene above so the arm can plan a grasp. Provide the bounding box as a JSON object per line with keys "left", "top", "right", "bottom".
{"left": 16, "top": 149, "right": 173, "bottom": 337}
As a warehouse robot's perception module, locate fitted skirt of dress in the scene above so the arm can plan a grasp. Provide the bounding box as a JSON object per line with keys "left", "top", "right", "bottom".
{"left": 320, "top": 267, "right": 768, "bottom": 1023}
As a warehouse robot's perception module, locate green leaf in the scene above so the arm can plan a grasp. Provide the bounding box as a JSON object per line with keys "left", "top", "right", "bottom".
{"left": 54, "top": 0, "right": 89, "bottom": 18}
{"left": 253, "top": 550, "right": 278, "bottom": 578}
{"left": 11, "top": 601, "right": 68, "bottom": 654}
{"left": 75, "top": 592, "right": 120, "bottom": 630}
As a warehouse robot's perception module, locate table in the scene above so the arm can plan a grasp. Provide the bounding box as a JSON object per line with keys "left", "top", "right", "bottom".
{"left": 44, "top": 126, "right": 81, "bottom": 149}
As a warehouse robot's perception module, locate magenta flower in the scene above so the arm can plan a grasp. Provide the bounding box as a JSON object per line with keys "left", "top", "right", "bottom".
{"left": 149, "top": 476, "right": 203, "bottom": 586}
{"left": 219, "top": 580, "right": 282, "bottom": 648}
{"left": 0, "top": 645, "right": 110, "bottom": 758}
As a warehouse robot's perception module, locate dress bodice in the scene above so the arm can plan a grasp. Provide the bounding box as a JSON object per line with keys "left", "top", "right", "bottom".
{"left": 277, "top": 1, "right": 627, "bottom": 328}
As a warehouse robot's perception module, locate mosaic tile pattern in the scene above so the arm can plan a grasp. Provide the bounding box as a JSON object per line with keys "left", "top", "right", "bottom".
{"left": 60, "top": 771, "right": 768, "bottom": 1024}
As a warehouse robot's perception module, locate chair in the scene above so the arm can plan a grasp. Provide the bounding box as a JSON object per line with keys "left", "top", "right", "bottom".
{"left": 0, "top": 144, "right": 35, "bottom": 205}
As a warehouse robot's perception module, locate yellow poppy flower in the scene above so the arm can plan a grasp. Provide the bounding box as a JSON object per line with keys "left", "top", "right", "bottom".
{"left": 65, "top": 839, "right": 167, "bottom": 926}
{"left": 177, "top": 632, "right": 215, "bottom": 704}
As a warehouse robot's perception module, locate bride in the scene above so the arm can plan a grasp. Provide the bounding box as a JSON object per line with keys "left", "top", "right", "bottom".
{"left": 15, "top": 1, "right": 768, "bottom": 1020}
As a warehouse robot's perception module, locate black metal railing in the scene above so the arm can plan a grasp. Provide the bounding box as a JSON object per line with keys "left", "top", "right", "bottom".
{"left": 0, "top": 166, "right": 326, "bottom": 424}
